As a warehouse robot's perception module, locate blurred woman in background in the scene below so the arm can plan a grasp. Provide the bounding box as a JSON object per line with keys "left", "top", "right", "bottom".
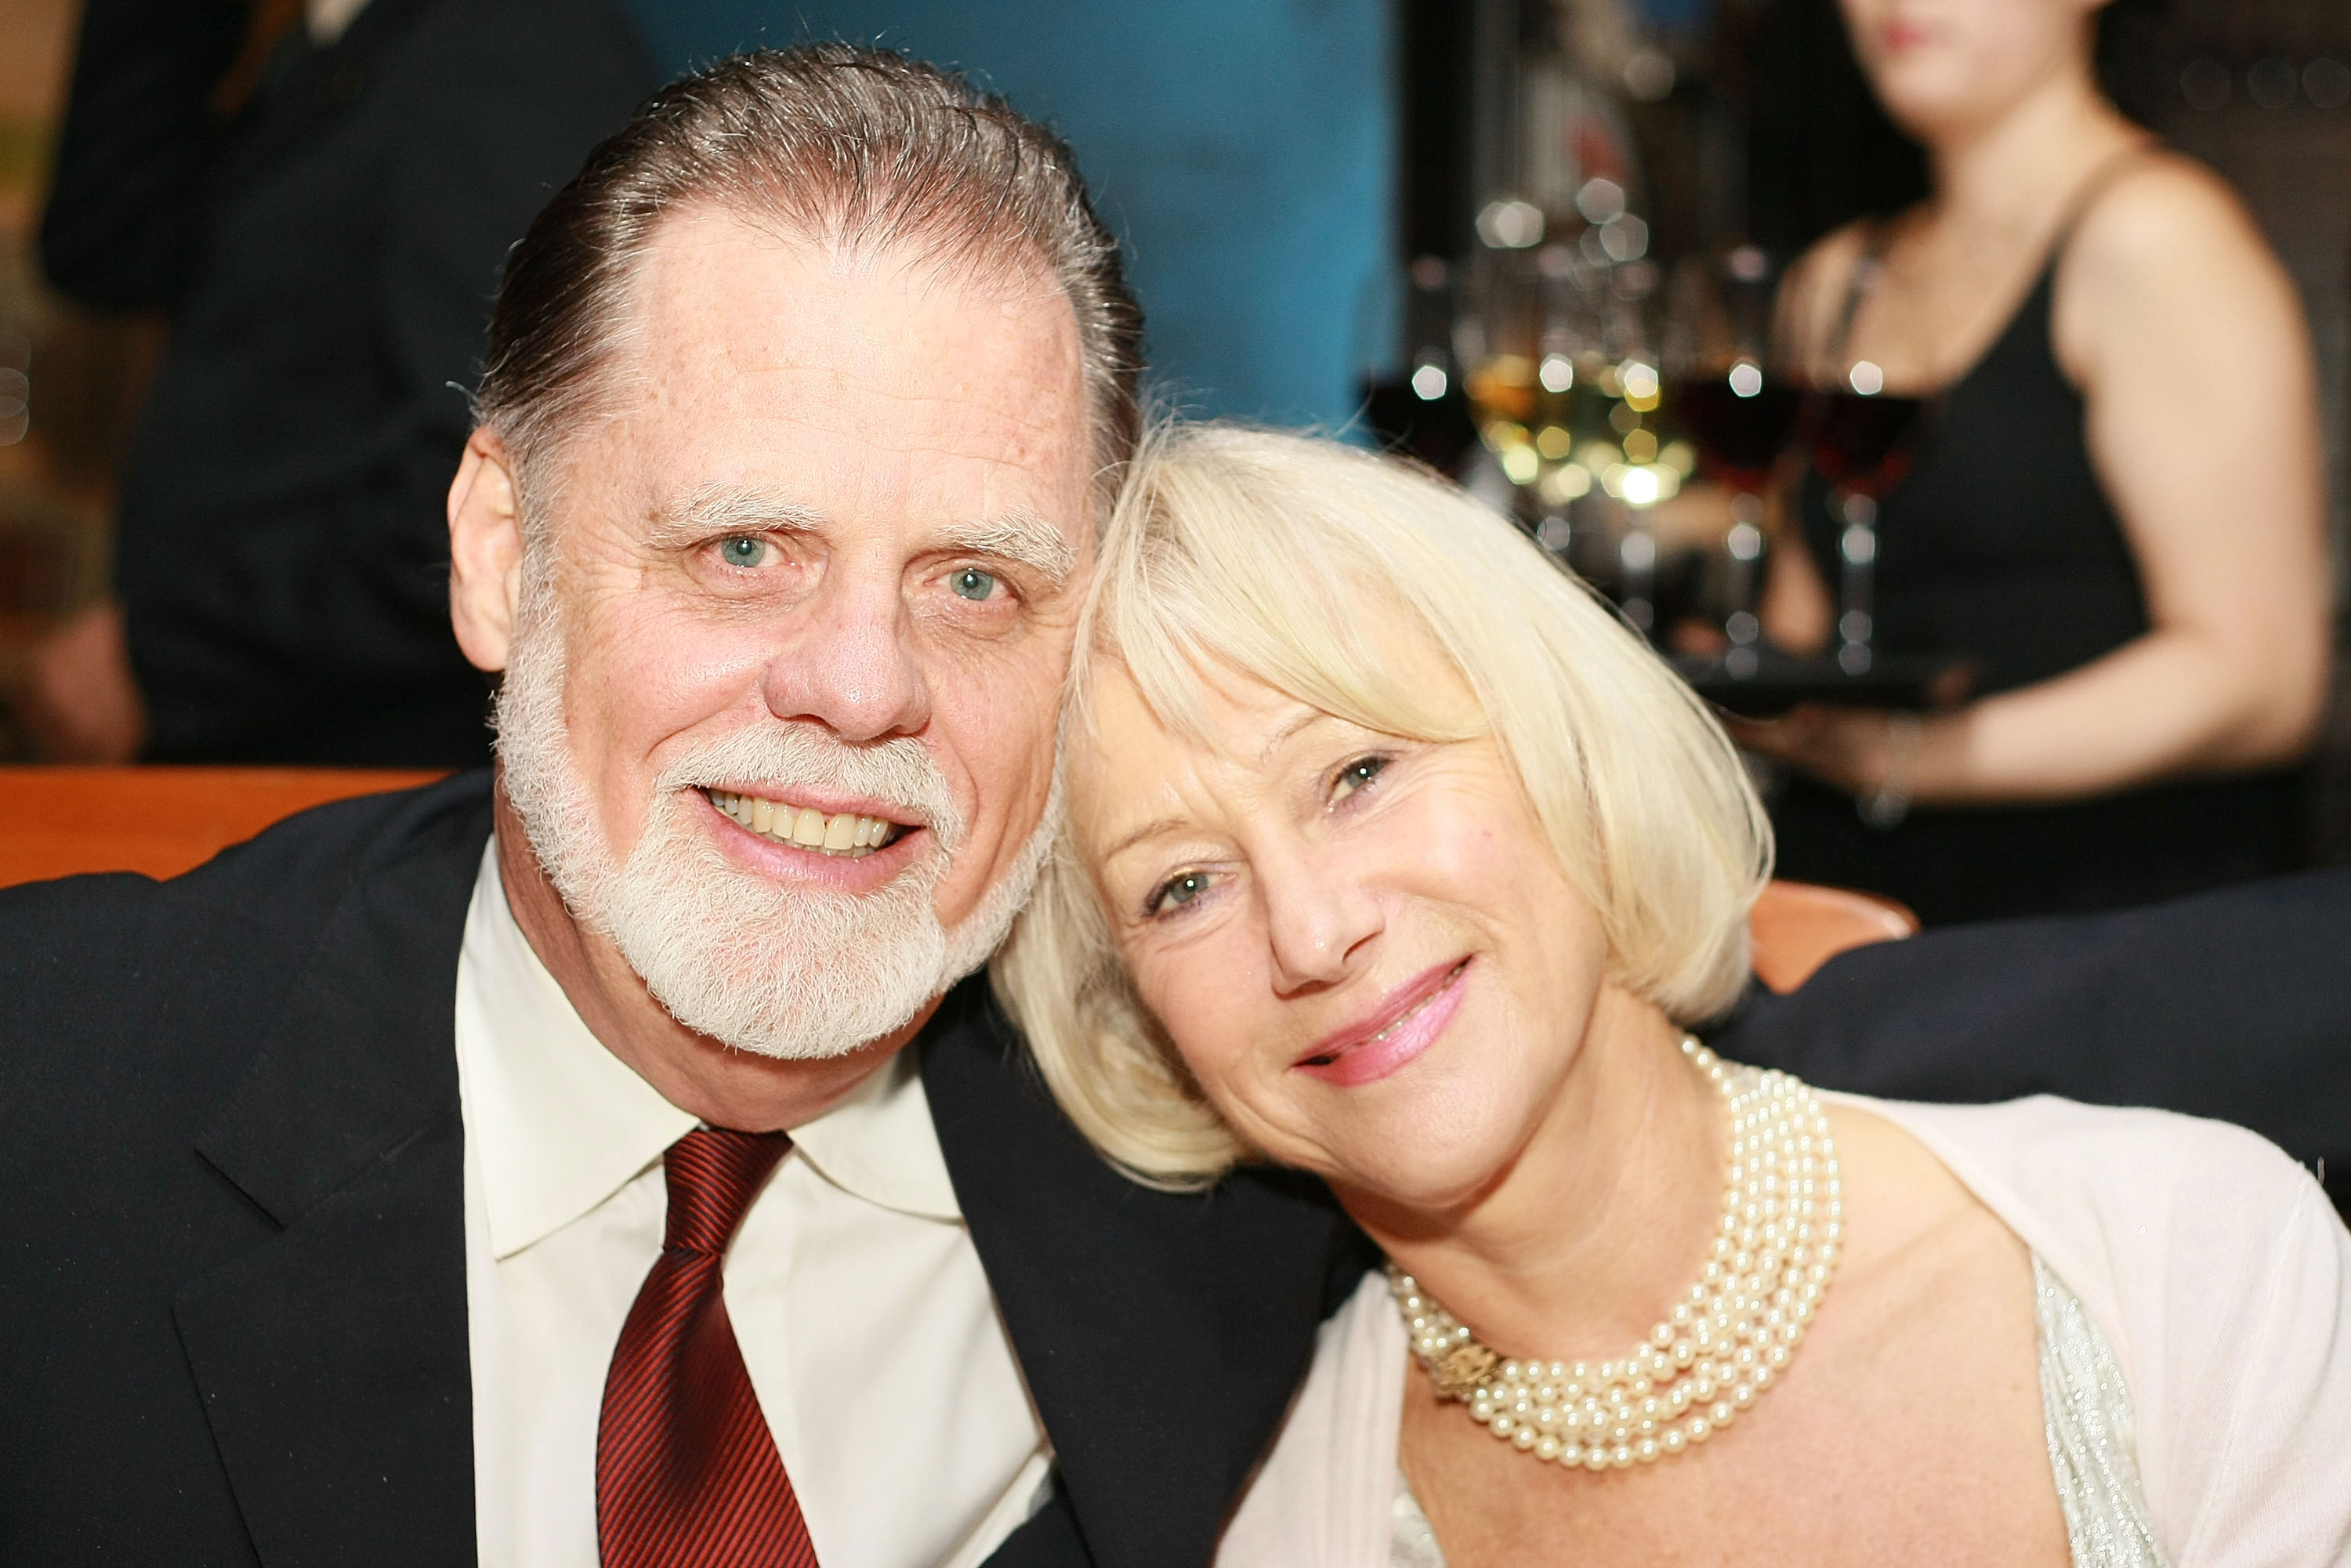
{"left": 1748, "top": 0, "right": 2328, "bottom": 924}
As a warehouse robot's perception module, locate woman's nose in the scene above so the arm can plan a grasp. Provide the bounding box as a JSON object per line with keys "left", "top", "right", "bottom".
{"left": 1260, "top": 843, "right": 1384, "bottom": 995}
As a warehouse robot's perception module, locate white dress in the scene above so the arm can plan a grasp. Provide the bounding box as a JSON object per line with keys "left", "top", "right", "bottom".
{"left": 1219, "top": 1095, "right": 2351, "bottom": 1568}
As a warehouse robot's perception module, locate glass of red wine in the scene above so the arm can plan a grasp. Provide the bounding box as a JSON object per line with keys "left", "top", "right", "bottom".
{"left": 1805, "top": 360, "right": 1927, "bottom": 675}
{"left": 1660, "top": 247, "right": 1804, "bottom": 673}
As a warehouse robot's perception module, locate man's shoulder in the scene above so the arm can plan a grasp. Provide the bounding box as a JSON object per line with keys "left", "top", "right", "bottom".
{"left": 0, "top": 770, "right": 494, "bottom": 1105}
{"left": 0, "top": 777, "right": 487, "bottom": 1565}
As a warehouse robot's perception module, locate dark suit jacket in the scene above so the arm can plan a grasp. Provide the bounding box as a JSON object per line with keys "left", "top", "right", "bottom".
{"left": 1712, "top": 866, "right": 2351, "bottom": 1211}
{"left": 0, "top": 773, "right": 1370, "bottom": 1566}
{"left": 40, "top": 0, "right": 655, "bottom": 765}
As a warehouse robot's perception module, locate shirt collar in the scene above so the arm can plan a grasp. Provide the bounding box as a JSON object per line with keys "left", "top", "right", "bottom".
{"left": 455, "top": 839, "right": 962, "bottom": 1260}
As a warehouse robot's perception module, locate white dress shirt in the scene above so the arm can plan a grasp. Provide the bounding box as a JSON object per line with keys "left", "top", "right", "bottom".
{"left": 453, "top": 842, "right": 1051, "bottom": 1568}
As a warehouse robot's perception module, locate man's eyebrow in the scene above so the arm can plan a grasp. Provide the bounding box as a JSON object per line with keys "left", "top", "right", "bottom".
{"left": 935, "top": 510, "right": 1079, "bottom": 588}
{"left": 643, "top": 483, "right": 825, "bottom": 549}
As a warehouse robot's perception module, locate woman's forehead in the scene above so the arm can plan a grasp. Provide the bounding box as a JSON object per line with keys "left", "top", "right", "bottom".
{"left": 1082, "top": 619, "right": 1476, "bottom": 747}
{"left": 1079, "top": 662, "right": 1324, "bottom": 779}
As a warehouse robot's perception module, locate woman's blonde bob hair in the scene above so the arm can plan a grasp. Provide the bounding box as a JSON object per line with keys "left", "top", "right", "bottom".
{"left": 991, "top": 422, "right": 1772, "bottom": 1186}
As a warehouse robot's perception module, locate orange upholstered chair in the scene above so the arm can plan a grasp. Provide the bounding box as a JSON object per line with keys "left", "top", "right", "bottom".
{"left": 0, "top": 766, "right": 446, "bottom": 888}
{"left": 0, "top": 767, "right": 1916, "bottom": 990}
{"left": 1747, "top": 878, "right": 1919, "bottom": 993}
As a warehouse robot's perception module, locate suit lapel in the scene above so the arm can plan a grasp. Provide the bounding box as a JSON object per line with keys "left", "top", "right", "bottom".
{"left": 924, "top": 986, "right": 1372, "bottom": 1568}
{"left": 175, "top": 794, "right": 487, "bottom": 1567}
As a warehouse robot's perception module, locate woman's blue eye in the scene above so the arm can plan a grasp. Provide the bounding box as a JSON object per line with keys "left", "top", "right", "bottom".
{"left": 951, "top": 567, "right": 999, "bottom": 602}
{"left": 1150, "top": 870, "right": 1211, "bottom": 915}
{"left": 719, "top": 536, "right": 768, "bottom": 569}
{"left": 1332, "top": 755, "right": 1388, "bottom": 802}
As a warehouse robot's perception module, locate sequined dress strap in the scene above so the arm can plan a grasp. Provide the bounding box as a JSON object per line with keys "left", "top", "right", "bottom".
{"left": 2035, "top": 1255, "right": 2166, "bottom": 1566}
{"left": 1386, "top": 1255, "right": 2164, "bottom": 1566}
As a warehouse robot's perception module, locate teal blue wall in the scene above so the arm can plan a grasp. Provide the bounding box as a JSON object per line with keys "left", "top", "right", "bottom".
{"left": 624, "top": 1, "right": 1395, "bottom": 428}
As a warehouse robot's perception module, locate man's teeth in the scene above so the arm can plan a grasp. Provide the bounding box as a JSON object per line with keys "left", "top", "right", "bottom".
{"left": 706, "top": 790, "right": 900, "bottom": 857}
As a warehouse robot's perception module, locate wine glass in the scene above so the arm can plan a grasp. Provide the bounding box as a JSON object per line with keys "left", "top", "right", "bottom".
{"left": 1458, "top": 231, "right": 1607, "bottom": 562}
{"left": 1659, "top": 245, "right": 1804, "bottom": 675}
{"left": 1805, "top": 358, "right": 1925, "bottom": 675}
{"left": 1458, "top": 189, "right": 1687, "bottom": 638}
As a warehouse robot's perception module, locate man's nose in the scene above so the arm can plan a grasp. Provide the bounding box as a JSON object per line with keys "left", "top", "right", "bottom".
{"left": 1260, "top": 841, "right": 1383, "bottom": 997}
{"left": 758, "top": 562, "right": 930, "bottom": 741}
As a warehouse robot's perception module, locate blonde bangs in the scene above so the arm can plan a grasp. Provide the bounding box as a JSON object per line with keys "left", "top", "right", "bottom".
{"left": 1076, "top": 433, "right": 1485, "bottom": 760}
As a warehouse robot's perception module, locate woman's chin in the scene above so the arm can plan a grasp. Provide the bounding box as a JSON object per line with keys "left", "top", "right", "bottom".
{"left": 1278, "top": 1072, "right": 1545, "bottom": 1220}
{"left": 1871, "top": 75, "right": 1996, "bottom": 143}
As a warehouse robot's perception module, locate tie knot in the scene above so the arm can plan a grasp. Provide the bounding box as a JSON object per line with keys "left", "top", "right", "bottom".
{"left": 661, "top": 1128, "right": 791, "bottom": 1256}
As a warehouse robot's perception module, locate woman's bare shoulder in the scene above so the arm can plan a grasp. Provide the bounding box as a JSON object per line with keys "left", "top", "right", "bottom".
{"left": 2059, "top": 150, "right": 2285, "bottom": 309}
{"left": 2076, "top": 150, "right": 2255, "bottom": 239}
{"left": 2055, "top": 152, "right": 2303, "bottom": 393}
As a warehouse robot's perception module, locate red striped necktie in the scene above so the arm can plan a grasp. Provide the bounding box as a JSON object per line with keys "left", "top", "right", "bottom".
{"left": 597, "top": 1127, "right": 820, "bottom": 1568}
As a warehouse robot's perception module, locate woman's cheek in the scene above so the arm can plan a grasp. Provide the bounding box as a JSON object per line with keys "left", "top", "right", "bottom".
{"left": 1180, "top": 992, "right": 1262, "bottom": 1106}
{"left": 1136, "top": 947, "right": 1238, "bottom": 1082}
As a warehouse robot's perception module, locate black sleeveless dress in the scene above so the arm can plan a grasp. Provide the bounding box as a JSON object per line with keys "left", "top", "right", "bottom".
{"left": 1771, "top": 248, "right": 2306, "bottom": 925}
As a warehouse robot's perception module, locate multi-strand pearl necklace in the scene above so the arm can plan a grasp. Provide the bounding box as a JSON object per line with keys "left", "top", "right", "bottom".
{"left": 1389, "top": 1038, "right": 1841, "bottom": 1471}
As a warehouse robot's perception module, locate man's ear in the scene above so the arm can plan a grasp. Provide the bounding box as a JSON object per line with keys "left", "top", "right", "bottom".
{"left": 448, "top": 427, "right": 527, "bottom": 673}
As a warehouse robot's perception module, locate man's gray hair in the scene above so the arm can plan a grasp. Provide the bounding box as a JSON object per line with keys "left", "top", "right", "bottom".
{"left": 474, "top": 44, "right": 1143, "bottom": 517}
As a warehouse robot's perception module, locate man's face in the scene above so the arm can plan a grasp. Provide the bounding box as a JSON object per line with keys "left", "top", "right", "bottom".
{"left": 496, "top": 208, "right": 1093, "bottom": 1056}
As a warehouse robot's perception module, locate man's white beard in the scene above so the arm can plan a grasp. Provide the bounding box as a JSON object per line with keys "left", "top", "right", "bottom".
{"left": 494, "top": 581, "right": 1059, "bottom": 1062}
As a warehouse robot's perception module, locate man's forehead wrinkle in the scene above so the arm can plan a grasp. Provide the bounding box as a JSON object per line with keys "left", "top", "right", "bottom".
{"left": 630, "top": 338, "right": 1082, "bottom": 490}
{"left": 614, "top": 371, "right": 1078, "bottom": 507}
{"left": 651, "top": 379, "right": 1082, "bottom": 490}
{"left": 741, "top": 363, "right": 1071, "bottom": 423}
{"left": 632, "top": 216, "right": 1081, "bottom": 415}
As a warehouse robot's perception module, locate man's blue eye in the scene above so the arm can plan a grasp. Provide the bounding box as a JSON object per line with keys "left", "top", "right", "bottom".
{"left": 719, "top": 536, "right": 768, "bottom": 568}
{"left": 951, "top": 567, "right": 998, "bottom": 602}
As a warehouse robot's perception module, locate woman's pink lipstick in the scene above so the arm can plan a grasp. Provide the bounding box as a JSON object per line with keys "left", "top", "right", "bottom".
{"left": 1295, "top": 958, "right": 1470, "bottom": 1088}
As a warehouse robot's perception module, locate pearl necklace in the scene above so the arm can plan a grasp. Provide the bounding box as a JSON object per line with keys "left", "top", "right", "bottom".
{"left": 1389, "top": 1039, "right": 1841, "bottom": 1471}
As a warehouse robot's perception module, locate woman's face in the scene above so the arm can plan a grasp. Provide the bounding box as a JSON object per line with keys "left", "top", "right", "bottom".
{"left": 1837, "top": 0, "right": 2103, "bottom": 141}
{"left": 1067, "top": 657, "right": 1615, "bottom": 1211}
